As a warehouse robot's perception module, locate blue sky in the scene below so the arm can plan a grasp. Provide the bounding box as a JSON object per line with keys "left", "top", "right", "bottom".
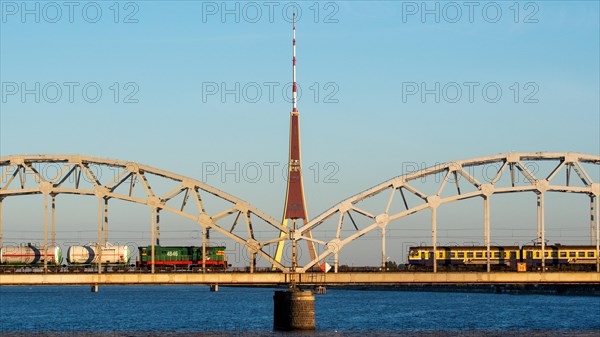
{"left": 1, "top": 1, "right": 599, "bottom": 264}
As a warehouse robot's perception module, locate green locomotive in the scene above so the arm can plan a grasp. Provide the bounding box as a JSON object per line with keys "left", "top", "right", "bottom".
{"left": 137, "top": 245, "right": 227, "bottom": 270}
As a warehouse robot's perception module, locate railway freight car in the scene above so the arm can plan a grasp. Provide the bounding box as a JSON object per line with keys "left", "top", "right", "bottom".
{"left": 137, "top": 245, "right": 227, "bottom": 271}
{"left": 66, "top": 243, "right": 130, "bottom": 266}
{"left": 0, "top": 244, "right": 62, "bottom": 266}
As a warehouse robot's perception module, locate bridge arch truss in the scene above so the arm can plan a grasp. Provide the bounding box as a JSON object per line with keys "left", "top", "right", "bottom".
{"left": 296, "top": 152, "right": 600, "bottom": 273}
{"left": 1, "top": 152, "right": 599, "bottom": 274}
{"left": 0, "top": 155, "right": 290, "bottom": 272}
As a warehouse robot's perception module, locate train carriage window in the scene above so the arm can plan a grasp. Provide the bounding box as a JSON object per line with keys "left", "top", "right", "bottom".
{"left": 476, "top": 252, "right": 482, "bottom": 258}
{"left": 569, "top": 252, "right": 576, "bottom": 258}
{"left": 588, "top": 252, "right": 595, "bottom": 258}
{"left": 493, "top": 252, "right": 499, "bottom": 258}
{"left": 458, "top": 252, "right": 464, "bottom": 258}
{"left": 544, "top": 252, "right": 549, "bottom": 258}
{"left": 560, "top": 252, "right": 567, "bottom": 258}
{"left": 467, "top": 252, "right": 473, "bottom": 258}
{"left": 578, "top": 252, "right": 585, "bottom": 258}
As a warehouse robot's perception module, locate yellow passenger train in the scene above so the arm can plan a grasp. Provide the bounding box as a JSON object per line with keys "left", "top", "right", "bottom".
{"left": 408, "top": 245, "right": 598, "bottom": 271}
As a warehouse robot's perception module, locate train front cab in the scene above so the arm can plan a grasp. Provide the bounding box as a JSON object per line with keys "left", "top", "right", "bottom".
{"left": 408, "top": 247, "right": 455, "bottom": 268}
{"left": 408, "top": 248, "right": 426, "bottom": 267}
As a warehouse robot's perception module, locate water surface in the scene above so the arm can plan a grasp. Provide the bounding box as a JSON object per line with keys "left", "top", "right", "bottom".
{"left": 0, "top": 286, "right": 598, "bottom": 335}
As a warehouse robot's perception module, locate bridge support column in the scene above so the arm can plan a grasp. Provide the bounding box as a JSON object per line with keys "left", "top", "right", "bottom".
{"left": 537, "top": 193, "right": 546, "bottom": 271}
{"left": 381, "top": 225, "right": 387, "bottom": 271}
{"left": 91, "top": 284, "right": 99, "bottom": 293}
{"left": 431, "top": 206, "right": 437, "bottom": 273}
{"left": 150, "top": 208, "right": 157, "bottom": 274}
{"left": 43, "top": 194, "right": 49, "bottom": 273}
{"left": 202, "top": 226, "right": 207, "bottom": 273}
{"left": 334, "top": 253, "right": 338, "bottom": 273}
{"left": 594, "top": 195, "right": 599, "bottom": 273}
{"left": 313, "top": 285, "right": 326, "bottom": 295}
{"left": 0, "top": 198, "right": 4, "bottom": 247}
{"left": 97, "top": 198, "right": 103, "bottom": 275}
{"left": 484, "top": 196, "right": 491, "bottom": 273}
{"left": 156, "top": 209, "right": 161, "bottom": 246}
{"left": 273, "top": 289, "right": 315, "bottom": 331}
{"left": 250, "top": 252, "right": 256, "bottom": 273}
{"left": 103, "top": 199, "right": 108, "bottom": 245}
{"left": 590, "top": 196, "right": 596, "bottom": 246}
{"left": 51, "top": 195, "right": 56, "bottom": 245}
{"left": 210, "top": 284, "right": 219, "bottom": 292}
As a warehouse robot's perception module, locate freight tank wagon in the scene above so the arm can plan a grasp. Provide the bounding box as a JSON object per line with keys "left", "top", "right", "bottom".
{"left": 137, "top": 245, "right": 227, "bottom": 270}
{"left": 67, "top": 243, "right": 130, "bottom": 265}
{"left": 0, "top": 244, "right": 62, "bottom": 266}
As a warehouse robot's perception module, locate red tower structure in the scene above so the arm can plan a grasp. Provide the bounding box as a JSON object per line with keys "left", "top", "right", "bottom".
{"left": 274, "top": 12, "right": 317, "bottom": 267}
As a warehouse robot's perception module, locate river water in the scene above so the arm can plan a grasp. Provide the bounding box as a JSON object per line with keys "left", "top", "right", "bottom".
{"left": 0, "top": 286, "right": 598, "bottom": 336}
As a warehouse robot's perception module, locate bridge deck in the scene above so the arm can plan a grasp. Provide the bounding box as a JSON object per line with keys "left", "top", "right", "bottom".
{"left": 1, "top": 272, "right": 599, "bottom": 286}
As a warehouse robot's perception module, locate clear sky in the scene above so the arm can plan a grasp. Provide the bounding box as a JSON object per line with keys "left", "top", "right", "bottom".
{"left": 1, "top": 1, "right": 599, "bottom": 265}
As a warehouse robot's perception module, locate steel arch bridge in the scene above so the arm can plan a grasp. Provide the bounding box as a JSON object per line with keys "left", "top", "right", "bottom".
{"left": 0, "top": 154, "right": 290, "bottom": 272}
{"left": 0, "top": 152, "right": 599, "bottom": 273}
{"left": 296, "top": 152, "right": 600, "bottom": 273}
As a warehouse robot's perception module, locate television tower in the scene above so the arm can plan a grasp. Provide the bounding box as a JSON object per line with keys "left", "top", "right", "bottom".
{"left": 274, "top": 12, "right": 317, "bottom": 268}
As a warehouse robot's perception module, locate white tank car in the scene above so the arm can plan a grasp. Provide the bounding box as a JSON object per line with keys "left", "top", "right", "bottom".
{"left": 67, "top": 243, "right": 130, "bottom": 265}
{"left": 0, "top": 245, "right": 62, "bottom": 265}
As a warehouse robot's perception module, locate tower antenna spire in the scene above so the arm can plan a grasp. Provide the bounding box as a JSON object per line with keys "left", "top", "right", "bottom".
{"left": 292, "top": 10, "right": 297, "bottom": 114}
{"left": 273, "top": 10, "right": 318, "bottom": 270}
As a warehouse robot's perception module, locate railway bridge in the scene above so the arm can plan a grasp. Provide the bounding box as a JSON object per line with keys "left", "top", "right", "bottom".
{"left": 1, "top": 271, "right": 599, "bottom": 286}
{"left": 0, "top": 152, "right": 598, "bottom": 279}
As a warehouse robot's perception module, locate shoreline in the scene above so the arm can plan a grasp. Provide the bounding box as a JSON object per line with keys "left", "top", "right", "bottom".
{"left": 319, "top": 283, "right": 600, "bottom": 296}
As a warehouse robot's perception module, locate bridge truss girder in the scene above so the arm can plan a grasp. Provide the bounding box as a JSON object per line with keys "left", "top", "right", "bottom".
{"left": 0, "top": 155, "right": 290, "bottom": 272}
{"left": 1, "top": 152, "right": 599, "bottom": 274}
{"left": 296, "top": 152, "right": 600, "bottom": 273}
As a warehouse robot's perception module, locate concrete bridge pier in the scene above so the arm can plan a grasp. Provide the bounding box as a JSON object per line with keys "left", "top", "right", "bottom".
{"left": 91, "top": 284, "right": 99, "bottom": 293}
{"left": 313, "top": 285, "right": 326, "bottom": 295}
{"left": 273, "top": 288, "right": 315, "bottom": 331}
{"left": 210, "top": 284, "right": 219, "bottom": 292}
